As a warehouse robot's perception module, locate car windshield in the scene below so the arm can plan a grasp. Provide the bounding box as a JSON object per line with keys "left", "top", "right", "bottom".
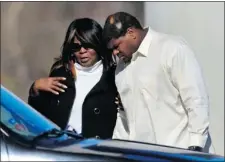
{"left": 0, "top": 85, "right": 60, "bottom": 141}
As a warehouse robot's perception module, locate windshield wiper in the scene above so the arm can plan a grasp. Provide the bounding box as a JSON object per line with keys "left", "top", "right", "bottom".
{"left": 32, "top": 128, "right": 84, "bottom": 145}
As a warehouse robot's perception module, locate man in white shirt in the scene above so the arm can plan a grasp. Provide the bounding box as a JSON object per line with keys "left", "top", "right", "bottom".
{"left": 103, "top": 12, "right": 214, "bottom": 153}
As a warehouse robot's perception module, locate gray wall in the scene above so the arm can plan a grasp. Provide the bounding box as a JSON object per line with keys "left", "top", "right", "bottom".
{"left": 1, "top": 2, "right": 144, "bottom": 101}
{"left": 144, "top": 2, "right": 224, "bottom": 155}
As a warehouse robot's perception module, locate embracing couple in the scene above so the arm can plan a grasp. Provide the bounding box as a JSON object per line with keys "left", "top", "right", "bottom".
{"left": 28, "top": 12, "right": 214, "bottom": 153}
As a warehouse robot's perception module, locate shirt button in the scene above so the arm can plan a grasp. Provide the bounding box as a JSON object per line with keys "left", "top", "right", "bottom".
{"left": 57, "top": 100, "right": 60, "bottom": 105}
{"left": 94, "top": 108, "right": 100, "bottom": 114}
{"left": 95, "top": 135, "right": 100, "bottom": 139}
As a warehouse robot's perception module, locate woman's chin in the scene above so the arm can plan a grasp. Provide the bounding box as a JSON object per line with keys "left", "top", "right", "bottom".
{"left": 80, "top": 61, "right": 92, "bottom": 67}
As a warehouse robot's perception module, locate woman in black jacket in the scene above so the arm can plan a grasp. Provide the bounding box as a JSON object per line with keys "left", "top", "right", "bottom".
{"left": 28, "top": 18, "right": 118, "bottom": 139}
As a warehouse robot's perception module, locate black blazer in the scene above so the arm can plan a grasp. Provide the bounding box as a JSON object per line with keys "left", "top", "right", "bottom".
{"left": 28, "top": 64, "right": 118, "bottom": 139}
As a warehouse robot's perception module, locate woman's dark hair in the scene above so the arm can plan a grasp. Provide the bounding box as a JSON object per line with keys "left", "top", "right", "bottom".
{"left": 53, "top": 18, "right": 113, "bottom": 71}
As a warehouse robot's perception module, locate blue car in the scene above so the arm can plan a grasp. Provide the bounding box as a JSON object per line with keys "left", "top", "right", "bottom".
{"left": 1, "top": 85, "right": 224, "bottom": 161}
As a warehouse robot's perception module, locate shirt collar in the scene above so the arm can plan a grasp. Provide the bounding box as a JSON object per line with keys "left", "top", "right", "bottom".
{"left": 132, "top": 27, "right": 152, "bottom": 60}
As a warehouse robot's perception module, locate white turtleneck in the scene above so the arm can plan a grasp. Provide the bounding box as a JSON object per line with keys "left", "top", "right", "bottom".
{"left": 67, "top": 60, "right": 103, "bottom": 134}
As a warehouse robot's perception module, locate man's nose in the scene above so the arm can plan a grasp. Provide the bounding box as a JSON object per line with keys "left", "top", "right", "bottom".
{"left": 113, "top": 49, "right": 119, "bottom": 55}
{"left": 80, "top": 47, "right": 87, "bottom": 53}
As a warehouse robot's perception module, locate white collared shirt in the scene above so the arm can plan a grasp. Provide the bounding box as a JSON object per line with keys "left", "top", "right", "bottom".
{"left": 113, "top": 28, "right": 212, "bottom": 152}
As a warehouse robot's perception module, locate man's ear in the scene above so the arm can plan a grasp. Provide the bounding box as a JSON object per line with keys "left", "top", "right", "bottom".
{"left": 126, "top": 27, "right": 136, "bottom": 39}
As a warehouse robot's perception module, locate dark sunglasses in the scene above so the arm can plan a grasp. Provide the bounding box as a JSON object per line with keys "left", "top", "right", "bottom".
{"left": 70, "top": 43, "right": 95, "bottom": 52}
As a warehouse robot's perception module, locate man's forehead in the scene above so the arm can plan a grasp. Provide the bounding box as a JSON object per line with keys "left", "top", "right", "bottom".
{"left": 107, "top": 38, "right": 118, "bottom": 49}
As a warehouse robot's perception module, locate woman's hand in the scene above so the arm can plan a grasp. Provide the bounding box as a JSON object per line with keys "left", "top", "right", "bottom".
{"left": 115, "top": 94, "right": 124, "bottom": 110}
{"left": 33, "top": 77, "right": 67, "bottom": 95}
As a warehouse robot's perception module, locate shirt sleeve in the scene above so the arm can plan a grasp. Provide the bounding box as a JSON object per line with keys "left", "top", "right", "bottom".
{"left": 112, "top": 109, "right": 130, "bottom": 140}
{"left": 169, "top": 42, "right": 209, "bottom": 148}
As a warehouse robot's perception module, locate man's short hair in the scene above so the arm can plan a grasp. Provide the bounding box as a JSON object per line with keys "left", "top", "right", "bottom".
{"left": 103, "top": 12, "right": 143, "bottom": 45}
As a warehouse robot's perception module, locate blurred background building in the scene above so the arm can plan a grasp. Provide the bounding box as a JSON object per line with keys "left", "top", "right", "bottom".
{"left": 1, "top": 1, "right": 224, "bottom": 156}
